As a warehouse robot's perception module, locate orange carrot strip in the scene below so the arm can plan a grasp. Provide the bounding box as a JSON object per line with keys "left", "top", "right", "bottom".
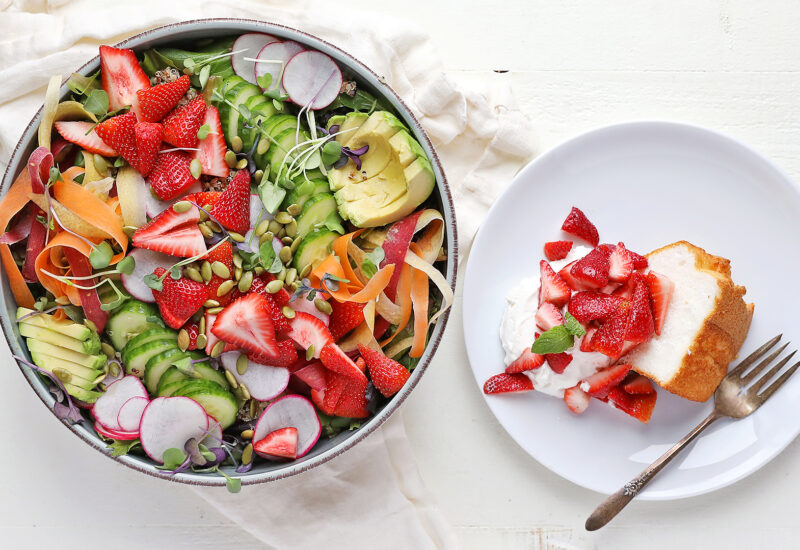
{"left": 0, "top": 170, "right": 35, "bottom": 308}
{"left": 34, "top": 232, "right": 94, "bottom": 300}
{"left": 409, "top": 244, "right": 429, "bottom": 358}
{"left": 380, "top": 263, "right": 413, "bottom": 347}
{"left": 0, "top": 245, "right": 33, "bottom": 308}
{"left": 331, "top": 230, "right": 364, "bottom": 292}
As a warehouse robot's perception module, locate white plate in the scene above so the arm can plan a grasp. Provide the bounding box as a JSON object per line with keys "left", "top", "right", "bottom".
{"left": 463, "top": 121, "right": 800, "bottom": 500}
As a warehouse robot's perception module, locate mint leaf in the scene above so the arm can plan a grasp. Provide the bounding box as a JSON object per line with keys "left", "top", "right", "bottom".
{"left": 361, "top": 246, "right": 385, "bottom": 278}
{"left": 564, "top": 312, "right": 586, "bottom": 337}
{"left": 530, "top": 325, "right": 574, "bottom": 355}
{"left": 259, "top": 241, "right": 282, "bottom": 273}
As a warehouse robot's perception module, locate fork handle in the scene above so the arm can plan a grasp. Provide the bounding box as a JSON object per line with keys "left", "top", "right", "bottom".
{"left": 585, "top": 411, "right": 720, "bottom": 531}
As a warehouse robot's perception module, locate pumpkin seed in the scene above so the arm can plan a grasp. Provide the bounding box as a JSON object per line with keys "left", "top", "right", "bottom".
{"left": 287, "top": 203, "right": 302, "bottom": 217}
{"left": 289, "top": 281, "right": 300, "bottom": 292}
{"left": 101, "top": 342, "right": 116, "bottom": 358}
{"left": 277, "top": 227, "right": 286, "bottom": 239}
{"left": 249, "top": 399, "right": 258, "bottom": 418}
{"left": 239, "top": 383, "right": 251, "bottom": 401}
{"left": 241, "top": 443, "right": 254, "bottom": 465}
{"left": 84, "top": 319, "right": 98, "bottom": 333}
{"left": 241, "top": 429, "right": 254, "bottom": 440}
{"left": 53, "top": 368, "right": 71, "bottom": 384}
{"left": 254, "top": 169, "right": 263, "bottom": 183}
{"left": 234, "top": 266, "right": 242, "bottom": 281}
{"left": 204, "top": 299, "right": 219, "bottom": 308}
{"left": 256, "top": 138, "right": 270, "bottom": 156}
{"left": 236, "top": 354, "right": 249, "bottom": 375}
{"left": 201, "top": 261, "right": 213, "bottom": 282}
{"left": 306, "top": 346, "right": 315, "bottom": 361}
{"left": 206, "top": 220, "right": 222, "bottom": 233}
{"left": 266, "top": 279, "right": 284, "bottom": 293}
{"left": 198, "top": 208, "right": 209, "bottom": 222}
{"left": 195, "top": 333, "right": 207, "bottom": 349}
{"left": 177, "top": 329, "right": 190, "bottom": 351}
{"left": 172, "top": 200, "right": 192, "bottom": 213}
{"left": 224, "top": 150, "right": 237, "bottom": 168}
{"left": 282, "top": 305, "right": 295, "bottom": 319}
{"left": 291, "top": 237, "right": 302, "bottom": 253}
{"left": 236, "top": 158, "right": 248, "bottom": 170}
{"left": 255, "top": 219, "right": 270, "bottom": 236}
{"left": 254, "top": 266, "right": 265, "bottom": 276}
{"left": 276, "top": 267, "right": 287, "bottom": 282}
{"left": 199, "top": 316, "right": 206, "bottom": 334}
{"left": 92, "top": 372, "right": 107, "bottom": 386}
{"left": 217, "top": 279, "right": 235, "bottom": 296}
{"left": 185, "top": 266, "right": 203, "bottom": 283}
{"left": 279, "top": 246, "right": 292, "bottom": 264}
{"left": 281, "top": 236, "right": 293, "bottom": 245}
{"left": 285, "top": 220, "right": 298, "bottom": 238}
{"left": 211, "top": 261, "right": 230, "bottom": 279}
{"left": 277, "top": 212, "right": 295, "bottom": 225}
{"left": 315, "top": 299, "right": 333, "bottom": 315}
{"left": 232, "top": 253, "right": 243, "bottom": 269}
{"left": 229, "top": 231, "right": 245, "bottom": 243}
{"left": 224, "top": 369, "right": 239, "bottom": 388}
{"left": 210, "top": 340, "right": 226, "bottom": 358}
{"left": 199, "top": 222, "right": 214, "bottom": 239}
{"left": 285, "top": 268, "right": 297, "bottom": 286}
{"left": 259, "top": 233, "right": 271, "bottom": 246}
{"left": 109, "top": 362, "right": 121, "bottom": 378}
{"left": 93, "top": 154, "right": 108, "bottom": 175}
{"left": 189, "top": 158, "right": 202, "bottom": 179}
{"left": 263, "top": 230, "right": 274, "bottom": 242}
{"left": 268, "top": 220, "right": 283, "bottom": 235}
{"left": 238, "top": 271, "right": 253, "bottom": 293}
{"left": 206, "top": 306, "right": 223, "bottom": 314}
{"left": 231, "top": 135, "right": 243, "bottom": 153}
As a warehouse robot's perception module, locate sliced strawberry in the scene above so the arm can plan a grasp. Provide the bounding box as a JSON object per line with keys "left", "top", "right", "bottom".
{"left": 622, "top": 373, "right": 656, "bottom": 395}
{"left": 261, "top": 273, "right": 291, "bottom": 306}
{"left": 99, "top": 45, "right": 150, "bottom": 112}
{"left": 538, "top": 260, "right": 571, "bottom": 307}
{"left": 132, "top": 205, "right": 206, "bottom": 258}
{"left": 194, "top": 105, "right": 229, "bottom": 178}
{"left": 151, "top": 268, "right": 208, "bottom": 329}
{"left": 505, "top": 348, "right": 545, "bottom": 374}
{"left": 607, "top": 386, "right": 657, "bottom": 423}
{"left": 320, "top": 341, "right": 367, "bottom": 381}
{"left": 253, "top": 427, "right": 298, "bottom": 459}
{"left": 561, "top": 206, "right": 599, "bottom": 247}
{"left": 535, "top": 302, "right": 564, "bottom": 331}
{"left": 136, "top": 75, "right": 191, "bottom": 122}
{"left": 147, "top": 150, "right": 200, "bottom": 201}
{"left": 162, "top": 96, "right": 206, "bottom": 148}
{"left": 211, "top": 293, "right": 279, "bottom": 359}
{"left": 261, "top": 292, "right": 292, "bottom": 334}
{"left": 608, "top": 242, "right": 634, "bottom": 283}
{"left": 612, "top": 271, "right": 645, "bottom": 299}
{"left": 293, "top": 361, "right": 327, "bottom": 392}
{"left": 249, "top": 339, "right": 298, "bottom": 368}
{"left": 328, "top": 300, "right": 366, "bottom": 341}
{"left": 203, "top": 240, "right": 234, "bottom": 306}
{"left": 184, "top": 191, "right": 222, "bottom": 210}
{"left": 569, "top": 247, "right": 610, "bottom": 289}
{"left": 94, "top": 112, "right": 138, "bottom": 166}
{"left": 590, "top": 301, "right": 631, "bottom": 357}
{"left": 310, "top": 387, "right": 334, "bottom": 415}
{"left": 579, "top": 363, "right": 631, "bottom": 398}
{"left": 620, "top": 340, "right": 639, "bottom": 356}
{"left": 630, "top": 250, "right": 648, "bottom": 269}
{"left": 211, "top": 170, "right": 251, "bottom": 233}
{"left": 333, "top": 374, "right": 370, "bottom": 418}
{"left": 564, "top": 385, "right": 590, "bottom": 414}
{"left": 647, "top": 271, "right": 674, "bottom": 335}
{"left": 544, "top": 240, "right": 573, "bottom": 261}
{"left": 558, "top": 260, "right": 592, "bottom": 291}
{"left": 53, "top": 121, "right": 117, "bottom": 156}
{"left": 544, "top": 352, "right": 572, "bottom": 374}
{"left": 626, "top": 280, "right": 655, "bottom": 343}
{"left": 567, "top": 291, "right": 624, "bottom": 323}
{"left": 132, "top": 121, "right": 162, "bottom": 177}
{"left": 204, "top": 312, "right": 239, "bottom": 355}
{"left": 323, "top": 369, "right": 348, "bottom": 412}
{"left": 483, "top": 373, "right": 534, "bottom": 394}
{"left": 579, "top": 326, "right": 597, "bottom": 352}
{"left": 288, "top": 312, "right": 333, "bottom": 359}
{"left": 358, "top": 345, "right": 410, "bottom": 397}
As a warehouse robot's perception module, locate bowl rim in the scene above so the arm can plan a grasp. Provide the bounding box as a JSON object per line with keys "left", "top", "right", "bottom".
{"left": 0, "top": 17, "right": 458, "bottom": 486}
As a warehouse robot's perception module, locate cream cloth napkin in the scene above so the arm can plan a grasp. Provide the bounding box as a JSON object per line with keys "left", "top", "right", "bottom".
{"left": 0, "top": 1, "right": 535, "bottom": 548}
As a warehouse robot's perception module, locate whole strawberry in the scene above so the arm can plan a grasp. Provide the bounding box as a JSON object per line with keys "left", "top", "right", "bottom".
{"left": 358, "top": 345, "right": 410, "bottom": 397}
{"left": 151, "top": 267, "right": 208, "bottom": 329}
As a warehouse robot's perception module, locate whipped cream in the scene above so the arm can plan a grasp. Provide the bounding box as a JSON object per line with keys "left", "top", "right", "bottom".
{"left": 498, "top": 245, "right": 611, "bottom": 398}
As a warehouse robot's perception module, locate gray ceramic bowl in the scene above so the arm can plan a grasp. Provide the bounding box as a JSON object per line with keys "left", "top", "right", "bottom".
{"left": 1, "top": 18, "right": 457, "bottom": 486}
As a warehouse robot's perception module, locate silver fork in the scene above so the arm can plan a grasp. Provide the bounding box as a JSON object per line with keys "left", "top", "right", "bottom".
{"left": 585, "top": 334, "right": 798, "bottom": 531}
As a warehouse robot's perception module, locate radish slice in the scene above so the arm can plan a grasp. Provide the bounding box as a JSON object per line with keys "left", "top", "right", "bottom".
{"left": 117, "top": 396, "right": 149, "bottom": 432}
{"left": 253, "top": 395, "right": 321, "bottom": 458}
{"left": 232, "top": 33, "right": 280, "bottom": 84}
{"left": 121, "top": 248, "right": 178, "bottom": 303}
{"left": 239, "top": 194, "right": 272, "bottom": 253}
{"left": 139, "top": 397, "right": 210, "bottom": 463}
{"left": 202, "top": 416, "right": 224, "bottom": 449}
{"left": 95, "top": 420, "right": 139, "bottom": 441}
{"left": 145, "top": 181, "right": 203, "bottom": 218}
{"left": 282, "top": 51, "right": 343, "bottom": 110}
{"left": 255, "top": 41, "right": 305, "bottom": 93}
{"left": 291, "top": 288, "right": 330, "bottom": 325}
{"left": 92, "top": 376, "right": 148, "bottom": 431}
{"left": 220, "top": 352, "right": 290, "bottom": 401}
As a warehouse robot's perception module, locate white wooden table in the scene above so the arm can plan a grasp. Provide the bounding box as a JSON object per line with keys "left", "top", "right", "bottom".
{"left": 3, "top": 1, "right": 800, "bottom": 548}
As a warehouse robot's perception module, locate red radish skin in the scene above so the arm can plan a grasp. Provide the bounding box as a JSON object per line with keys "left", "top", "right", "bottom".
{"left": 253, "top": 395, "right": 321, "bottom": 459}
{"left": 254, "top": 41, "right": 305, "bottom": 94}
{"left": 116, "top": 396, "right": 149, "bottom": 432}
{"left": 92, "top": 376, "right": 148, "bottom": 431}
{"left": 231, "top": 33, "right": 280, "bottom": 84}
{"left": 94, "top": 421, "right": 139, "bottom": 441}
{"left": 282, "top": 51, "right": 343, "bottom": 109}
{"left": 219, "top": 352, "right": 290, "bottom": 401}
{"left": 138, "top": 396, "right": 210, "bottom": 463}
{"left": 121, "top": 248, "right": 178, "bottom": 303}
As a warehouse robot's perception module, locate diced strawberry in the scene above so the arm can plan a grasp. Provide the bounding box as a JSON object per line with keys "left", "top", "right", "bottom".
{"left": 211, "top": 293, "right": 279, "bottom": 359}
{"left": 147, "top": 150, "right": 199, "bottom": 200}
{"left": 358, "top": 345, "right": 410, "bottom": 397}
{"left": 558, "top": 260, "right": 592, "bottom": 291}
{"left": 182, "top": 321, "right": 200, "bottom": 350}
{"left": 590, "top": 301, "right": 631, "bottom": 357}
{"left": 621, "top": 373, "right": 656, "bottom": 395}
{"left": 355, "top": 357, "right": 366, "bottom": 373}
{"left": 329, "top": 300, "right": 366, "bottom": 341}
{"left": 211, "top": 170, "right": 250, "bottom": 233}
{"left": 136, "top": 75, "right": 191, "bottom": 122}
{"left": 579, "top": 363, "right": 631, "bottom": 398}
{"left": 151, "top": 268, "right": 208, "bottom": 329}
{"left": 132, "top": 121, "right": 162, "bottom": 177}
{"left": 630, "top": 250, "right": 648, "bottom": 269}
{"left": 288, "top": 311, "right": 333, "bottom": 359}
{"left": 184, "top": 191, "right": 222, "bottom": 210}
{"left": 249, "top": 339, "right": 298, "bottom": 368}
{"left": 612, "top": 271, "right": 646, "bottom": 299}
{"left": 99, "top": 45, "right": 150, "bottom": 112}
{"left": 579, "top": 326, "right": 597, "bottom": 352}
{"left": 162, "top": 96, "right": 206, "bottom": 148}
{"left": 253, "top": 427, "right": 298, "bottom": 459}
{"left": 54, "top": 121, "right": 117, "bottom": 156}
{"left": 626, "top": 280, "right": 655, "bottom": 343}
{"left": 483, "top": 373, "right": 534, "bottom": 394}
{"left": 538, "top": 260, "right": 571, "bottom": 307}
{"left": 505, "top": 348, "right": 545, "bottom": 373}
{"left": 567, "top": 291, "right": 624, "bottom": 323}
{"left": 646, "top": 271, "right": 674, "bottom": 335}
{"left": 569, "top": 247, "right": 610, "bottom": 289}
{"left": 608, "top": 242, "right": 634, "bottom": 283}
{"left": 535, "top": 302, "right": 564, "bottom": 331}
{"left": 194, "top": 105, "right": 229, "bottom": 178}
{"left": 293, "top": 361, "right": 327, "bottom": 392}
{"left": 544, "top": 240, "right": 573, "bottom": 261}
{"left": 310, "top": 387, "right": 334, "bottom": 415}
{"left": 564, "top": 385, "right": 590, "bottom": 414}
{"left": 94, "top": 112, "right": 138, "bottom": 167}
{"left": 332, "top": 372, "right": 370, "bottom": 418}
{"left": 320, "top": 341, "right": 367, "bottom": 381}
{"left": 132, "top": 204, "right": 207, "bottom": 258}
{"left": 545, "top": 352, "right": 573, "bottom": 374}
{"left": 561, "top": 207, "right": 599, "bottom": 247}
{"left": 607, "top": 386, "right": 657, "bottom": 423}
{"left": 620, "top": 340, "right": 639, "bottom": 356}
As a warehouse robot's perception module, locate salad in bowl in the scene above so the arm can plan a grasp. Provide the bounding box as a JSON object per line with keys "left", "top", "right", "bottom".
{"left": 0, "top": 21, "right": 455, "bottom": 489}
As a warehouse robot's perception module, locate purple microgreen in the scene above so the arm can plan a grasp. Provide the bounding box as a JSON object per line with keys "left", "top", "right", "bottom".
{"left": 16, "top": 305, "right": 62, "bottom": 322}
{"left": 235, "top": 460, "right": 254, "bottom": 474}
{"left": 341, "top": 144, "right": 369, "bottom": 171}
{"left": 184, "top": 437, "right": 208, "bottom": 467}
{"left": 328, "top": 124, "right": 340, "bottom": 135}
{"left": 13, "top": 354, "right": 83, "bottom": 424}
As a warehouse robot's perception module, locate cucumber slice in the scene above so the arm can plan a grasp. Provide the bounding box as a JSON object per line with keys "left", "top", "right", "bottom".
{"left": 174, "top": 380, "right": 239, "bottom": 429}
{"left": 192, "top": 363, "right": 230, "bottom": 390}
{"left": 241, "top": 102, "right": 280, "bottom": 153}
{"left": 157, "top": 378, "right": 193, "bottom": 398}
{"left": 124, "top": 339, "right": 178, "bottom": 379}
{"left": 268, "top": 127, "right": 311, "bottom": 181}
{"left": 106, "top": 300, "right": 161, "bottom": 351}
{"left": 293, "top": 229, "right": 339, "bottom": 275}
{"left": 283, "top": 179, "right": 331, "bottom": 210}
{"left": 156, "top": 366, "right": 190, "bottom": 394}
{"left": 295, "top": 193, "right": 342, "bottom": 240}
{"left": 121, "top": 326, "right": 177, "bottom": 365}
{"left": 217, "top": 75, "right": 246, "bottom": 98}
{"left": 144, "top": 348, "right": 190, "bottom": 394}
{"left": 292, "top": 169, "right": 325, "bottom": 185}
{"left": 222, "top": 81, "right": 262, "bottom": 146}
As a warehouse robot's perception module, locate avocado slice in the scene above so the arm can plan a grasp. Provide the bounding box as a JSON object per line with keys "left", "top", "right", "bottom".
{"left": 19, "top": 323, "right": 101, "bottom": 355}
{"left": 29, "top": 351, "right": 102, "bottom": 389}
{"left": 26, "top": 339, "right": 106, "bottom": 370}
{"left": 17, "top": 307, "right": 94, "bottom": 341}
{"left": 328, "top": 111, "right": 369, "bottom": 145}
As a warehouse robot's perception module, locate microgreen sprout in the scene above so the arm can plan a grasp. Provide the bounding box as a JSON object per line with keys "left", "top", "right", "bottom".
{"left": 41, "top": 254, "right": 134, "bottom": 311}
{"left": 13, "top": 354, "right": 83, "bottom": 423}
